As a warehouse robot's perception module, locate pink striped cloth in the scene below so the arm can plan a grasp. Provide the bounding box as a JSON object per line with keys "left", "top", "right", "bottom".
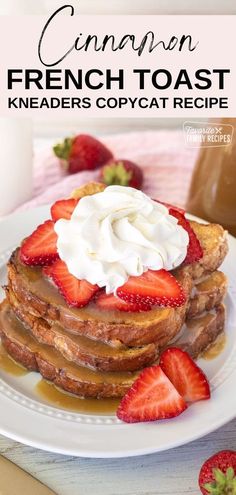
{"left": 16, "top": 130, "right": 199, "bottom": 212}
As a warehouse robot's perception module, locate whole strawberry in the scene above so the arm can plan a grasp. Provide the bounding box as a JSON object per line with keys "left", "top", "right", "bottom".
{"left": 53, "top": 134, "right": 113, "bottom": 174}
{"left": 199, "top": 450, "right": 236, "bottom": 494}
{"left": 100, "top": 159, "right": 143, "bottom": 189}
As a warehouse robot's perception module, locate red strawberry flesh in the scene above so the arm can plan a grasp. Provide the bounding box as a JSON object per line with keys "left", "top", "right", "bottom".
{"left": 169, "top": 208, "right": 203, "bottom": 264}
{"left": 51, "top": 198, "right": 79, "bottom": 222}
{"left": 117, "top": 269, "right": 186, "bottom": 308}
{"left": 160, "top": 347, "right": 210, "bottom": 403}
{"left": 48, "top": 259, "right": 99, "bottom": 307}
{"left": 20, "top": 220, "right": 59, "bottom": 266}
{"left": 117, "top": 365, "right": 187, "bottom": 423}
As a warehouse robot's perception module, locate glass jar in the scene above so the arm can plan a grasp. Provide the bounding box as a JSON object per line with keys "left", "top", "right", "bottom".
{"left": 186, "top": 118, "right": 236, "bottom": 236}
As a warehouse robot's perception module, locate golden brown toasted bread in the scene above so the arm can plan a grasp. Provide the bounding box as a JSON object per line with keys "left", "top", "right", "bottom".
{"left": 5, "top": 268, "right": 227, "bottom": 372}
{"left": 0, "top": 301, "right": 226, "bottom": 398}
{"left": 70, "top": 182, "right": 106, "bottom": 199}
{"left": 0, "top": 302, "right": 137, "bottom": 398}
{"left": 6, "top": 287, "right": 158, "bottom": 372}
{"left": 170, "top": 304, "right": 225, "bottom": 359}
{"left": 187, "top": 271, "right": 227, "bottom": 319}
{"left": 189, "top": 222, "right": 228, "bottom": 279}
{"left": 8, "top": 249, "right": 191, "bottom": 347}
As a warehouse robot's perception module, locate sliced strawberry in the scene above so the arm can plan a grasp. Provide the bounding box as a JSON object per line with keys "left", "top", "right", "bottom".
{"left": 96, "top": 291, "right": 152, "bottom": 312}
{"left": 117, "top": 365, "right": 187, "bottom": 423}
{"left": 48, "top": 259, "right": 99, "bottom": 307}
{"left": 160, "top": 347, "right": 210, "bottom": 403}
{"left": 154, "top": 201, "right": 202, "bottom": 264}
{"left": 169, "top": 208, "right": 203, "bottom": 264}
{"left": 117, "top": 269, "right": 186, "bottom": 308}
{"left": 20, "top": 220, "right": 59, "bottom": 266}
{"left": 51, "top": 198, "right": 79, "bottom": 222}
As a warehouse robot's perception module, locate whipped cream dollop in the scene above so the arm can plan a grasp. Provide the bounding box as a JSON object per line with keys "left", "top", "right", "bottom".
{"left": 54, "top": 186, "right": 189, "bottom": 294}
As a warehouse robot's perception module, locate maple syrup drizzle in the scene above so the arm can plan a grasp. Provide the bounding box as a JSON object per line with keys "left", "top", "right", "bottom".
{"left": 36, "top": 379, "right": 119, "bottom": 415}
{"left": 0, "top": 343, "right": 119, "bottom": 414}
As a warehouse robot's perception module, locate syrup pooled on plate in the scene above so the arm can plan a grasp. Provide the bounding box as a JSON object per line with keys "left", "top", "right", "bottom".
{"left": 0, "top": 340, "right": 120, "bottom": 415}
{"left": 36, "top": 380, "right": 120, "bottom": 415}
{"left": 0, "top": 304, "right": 124, "bottom": 415}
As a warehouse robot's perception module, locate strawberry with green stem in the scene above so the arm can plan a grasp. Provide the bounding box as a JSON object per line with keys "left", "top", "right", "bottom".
{"left": 53, "top": 134, "right": 113, "bottom": 174}
{"left": 199, "top": 450, "right": 236, "bottom": 494}
{"left": 100, "top": 159, "right": 143, "bottom": 189}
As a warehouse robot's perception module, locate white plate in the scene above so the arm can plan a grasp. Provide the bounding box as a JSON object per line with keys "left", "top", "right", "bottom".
{"left": 0, "top": 206, "right": 236, "bottom": 458}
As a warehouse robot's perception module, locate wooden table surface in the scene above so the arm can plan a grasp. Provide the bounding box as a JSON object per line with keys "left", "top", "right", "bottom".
{"left": 0, "top": 418, "right": 236, "bottom": 495}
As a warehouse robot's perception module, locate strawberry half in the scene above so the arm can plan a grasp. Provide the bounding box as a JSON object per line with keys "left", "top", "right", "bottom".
{"left": 117, "top": 365, "right": 187, "bottom": 423}
{"left": 51, "top": 198, "right": 79, "bottom": 222}
{"left": 96, "top": 291, "right": 152, "bottom": 312}
{"left": 117, "top": 269, "right": 186, "bottom": 308}
{"left": 47, "top": 259, "right": 99, "bottom": 307}
{"left": 199, "top": 450, "right": 236, "bottom": 495}
{"left": 169, "top": 208, "right": 203, "bottom": 264}
{"left": 160, "top": 347, "right": 210, "bottom": 403}
{"left": 20, "top": 220, "right": 59, "bottom": 266}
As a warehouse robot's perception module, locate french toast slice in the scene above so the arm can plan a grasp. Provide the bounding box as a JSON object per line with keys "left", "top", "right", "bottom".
{"left": 6, "top": 287, "right": 158, "bottom": 372}
{"left": 0, "top": 302, "right": 137, "bottom": 398}
{"left": 189, "top": 222, "right": 228, "bottom": 279}
{"left": 187, "top": 271, "right": 227, "bottom": 319}
{"left": 170, "top": 304, "right": 225, "bottom": 359}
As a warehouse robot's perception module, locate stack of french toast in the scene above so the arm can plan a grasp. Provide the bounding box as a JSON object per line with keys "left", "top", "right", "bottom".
{"left": 0, "top": 183, "right": 228, "bottom": 399}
